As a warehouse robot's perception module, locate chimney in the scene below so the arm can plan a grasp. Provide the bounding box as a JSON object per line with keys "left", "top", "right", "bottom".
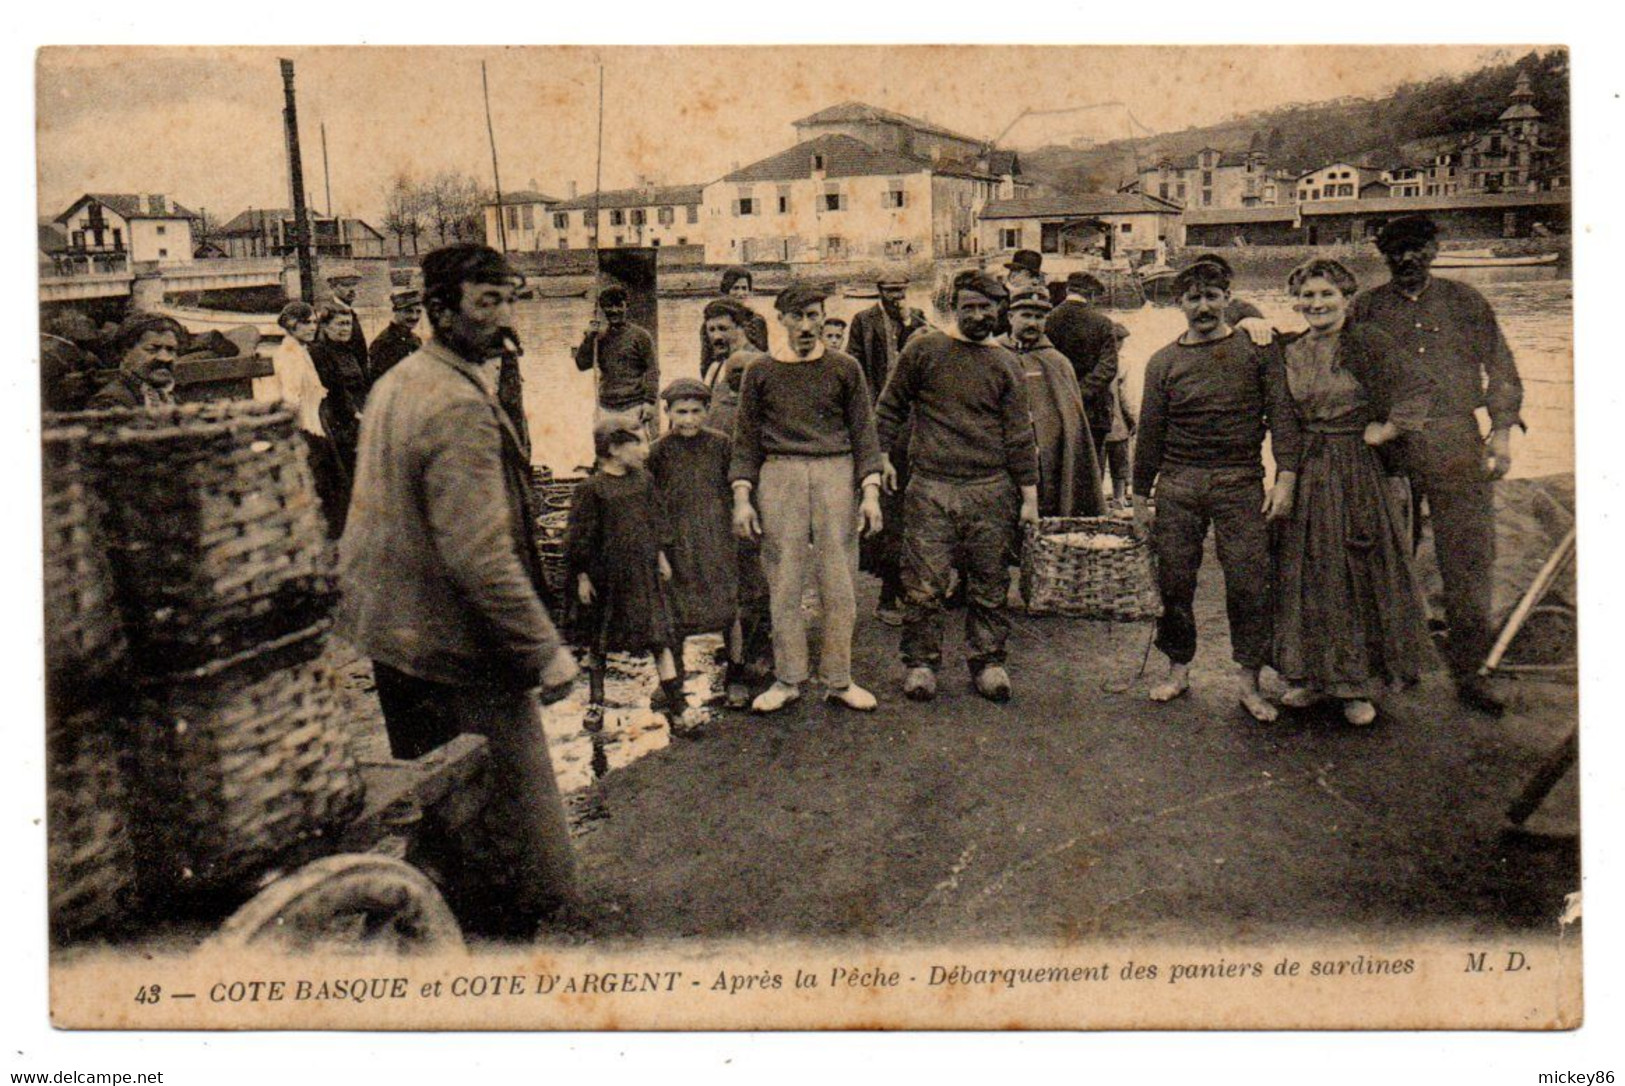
{"left": 568, "top": 180, "right": 578, "bottom": 199}
{"left": 147, "top": 194, "right": 166, "bottom": 215}
{"left": 528, "top": 178, "right": 539, "bottom": 191}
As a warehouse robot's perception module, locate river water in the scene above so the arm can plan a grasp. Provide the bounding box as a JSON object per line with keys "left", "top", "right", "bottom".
{"left": 491, "top": 275, "right": 1573, "bottom": 482}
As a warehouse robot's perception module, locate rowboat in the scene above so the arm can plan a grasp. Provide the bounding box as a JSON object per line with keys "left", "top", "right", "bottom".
{"left": 1433, "top": 251, "right": 1560, "bottom": 269}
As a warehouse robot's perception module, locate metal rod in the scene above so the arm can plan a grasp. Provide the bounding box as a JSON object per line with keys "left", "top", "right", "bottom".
{"left": 280, "top": 58, "right": 316, "bottom": 304}
{"left": 320, "top": 121, "right": 332, "bottom": 218}
{"left": 482, "top": 60, "right": 508, "bottom": 252}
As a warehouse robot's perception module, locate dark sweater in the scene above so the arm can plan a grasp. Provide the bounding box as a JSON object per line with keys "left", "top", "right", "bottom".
{"left": 574, "top": 322, "right": 658, "bottom": 410}
{"left": 728, "top": 348, "right": 883, "bottom": 487}
{"left": 1044, "top": 299, "right": 1120, "bottom": 402}
{"left": 874, "top": 330, "right": 1039, "bottom": 487}
{"left": 1133, "top": 331, "right": 1302, "bottom": 495}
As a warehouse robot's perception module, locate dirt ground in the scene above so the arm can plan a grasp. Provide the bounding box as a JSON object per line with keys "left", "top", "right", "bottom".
{"left": 557, "top": 544, "right": 1579, "bottom": 946}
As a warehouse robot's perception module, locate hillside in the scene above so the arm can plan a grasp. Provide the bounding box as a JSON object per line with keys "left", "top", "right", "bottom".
{"left": 1022, "top": 49, "right": 1568, "bottom": 195}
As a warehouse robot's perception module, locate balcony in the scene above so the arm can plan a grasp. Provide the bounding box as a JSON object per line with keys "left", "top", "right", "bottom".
{"left": 47, "top": 251, "right": 130, "bottom": 276}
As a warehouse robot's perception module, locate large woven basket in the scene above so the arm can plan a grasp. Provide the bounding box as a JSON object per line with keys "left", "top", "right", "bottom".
{"left": 62, "top": 402, "right": 337, "bottom": 669}
{"left": 46, "top": 706, "right": 138, "bottom": 939}
{"left": 42, "top": 425, "right": 126, "bottom": 703}
{"left": 540, "top": 474, "right": 587, "bottom": 513}
{"left": 124, "top": 623, "right": 365, "bottom": 896}
{"left": 535, "top": 508, "right": 572, "bottom": 603}
{"left": 1020, "top": 516, "right": 1161, "bottom": 621}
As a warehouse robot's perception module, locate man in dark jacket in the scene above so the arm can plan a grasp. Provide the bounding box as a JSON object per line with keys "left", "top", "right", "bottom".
{"left": 1349, "top": 214, "right": 1523, "bottom": 716}
{"left": 338, "top": 244, "right": 580, "bottom": 940}
{"left": 86, "top": 313, "right": 184, "bottom": 409}
{"left": 1044, "top": 271, "right": 1119, "bottom": 468}
{"left": 367, "top": 288, "right": 424, "bottom": 382}
{"left": 845, "top": 271, "right": 931, "bottom": 623}
{"left": 323, "top": 267, "right": 370, "bottom": 374}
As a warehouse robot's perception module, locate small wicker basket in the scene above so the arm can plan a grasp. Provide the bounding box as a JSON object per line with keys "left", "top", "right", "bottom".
{"left": 124, "top": 623, "right": 365, "bottom": 896}
{"left": 1020, "top": 516, "right": 1161, "bottom": 622}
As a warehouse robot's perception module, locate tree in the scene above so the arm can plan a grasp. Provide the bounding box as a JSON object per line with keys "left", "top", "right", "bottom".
{"left": 424, "top": 171, "right": 489, "bottom": 248}
{"left": 382, "top": 171, "right": 427, "bottom": 256}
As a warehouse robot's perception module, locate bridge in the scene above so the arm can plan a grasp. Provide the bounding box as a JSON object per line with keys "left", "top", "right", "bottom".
{"left": 39, "top": 257, "right": 287, "bottom": 305}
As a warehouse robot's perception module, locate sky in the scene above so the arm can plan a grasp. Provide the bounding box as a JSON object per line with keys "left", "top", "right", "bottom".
{"left": 35, "top": 44, "right": 1526, "bottom": 230}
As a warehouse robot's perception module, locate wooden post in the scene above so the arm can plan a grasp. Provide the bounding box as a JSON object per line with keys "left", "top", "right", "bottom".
{"left": 281, "top": 58, "right": 316, "bottom": 304}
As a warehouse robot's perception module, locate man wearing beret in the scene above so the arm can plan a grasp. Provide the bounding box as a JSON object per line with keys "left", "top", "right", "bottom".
{"left": 876, "top": 270, "right": 1041, "bottom": 703}
{"left": 324, "top": 267, "right": 371, "bottom": 376}
{"left": 1000, "top": 289, "right": 1104, "bottom": 519}
{"left": 338, "top": 244, "right": 580, "bottom": 939}
{"left": 1044, "top": 270, "right": 1121, "bottom": 472}
{"left": 731, "top": 283, "right": 885, "bottom": 714}
{"left": 845, "top": 270, "right": 931, "bottom": 624}
{"left": 575, "top": 283, "right": 659, "bottom": 441}
{"left": 368, "top": 287, "right": 425, "bottom": 383}
{"left": 1350, "top": 213, "right": 1523, "bottom": 715}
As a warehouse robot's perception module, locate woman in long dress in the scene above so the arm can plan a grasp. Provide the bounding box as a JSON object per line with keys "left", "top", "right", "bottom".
{"left": 1272, "top": 258, "right": 1435, "bottom": 726}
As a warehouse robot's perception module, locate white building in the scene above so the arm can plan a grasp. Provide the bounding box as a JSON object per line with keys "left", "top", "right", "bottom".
{"left": 978, "top": 193, "right": 1185, "bottom": 264}
{"left": 53, "top": 193, "right": 197, "bottom": 266}
{"left": 1296, "top": 163, "right": 1382, "bottom": 203}
{"left": 703, "top": 102, "right": 1027, "bottom": 265}
{"left": 482, "top": 189, "right": 561, "bottom": 253}
{"left": 546, "top": 184, "right": 705, "bottom": 251}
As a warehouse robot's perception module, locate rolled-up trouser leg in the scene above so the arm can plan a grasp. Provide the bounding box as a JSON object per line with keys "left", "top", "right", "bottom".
{"left": 1151, "top": 467, "right": 1210, "bottom": 667}
{"left": 1208, "top": 468, "right": 1272, "bottom": 669}
{"left": 757, "top": 457, "right": 813, "bottom": 685}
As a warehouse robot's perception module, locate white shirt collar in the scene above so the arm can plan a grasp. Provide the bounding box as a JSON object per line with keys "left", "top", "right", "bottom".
{"left": 770, "top": 340, "right": 826, "bottom": 363}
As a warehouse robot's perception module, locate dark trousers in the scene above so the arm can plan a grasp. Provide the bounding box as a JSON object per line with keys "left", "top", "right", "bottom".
{"left": 1410, "top": 416, "right": 1496, "bottom": 681}
{"left": 372, "top": 662, "right": 579, "bottom": 939}
{"left": 900, "top": 474, "right": 1020, "bottom": 673}
{"left": 1151, "top": 465, "right": 1272, "bottom": 669}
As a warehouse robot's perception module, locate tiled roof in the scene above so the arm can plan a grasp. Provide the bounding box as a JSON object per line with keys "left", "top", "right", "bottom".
{"left": 722, "top": 134, "right": 935, "bottom": 184}
{"left": 38, "top": 222, "right": 68, "bottom": 252}
{"left": 979, "top": 193, "right": 1180, "bottom": 220}
{"left": 551, "top": 184, "right": 705, "bottom": 211}
{"left": 57, "top": 193, "right": 198, "bottom": 223}
{"left": 218, "top": 208, "right": 290, "bottom": 234}
{"left": 1182, "top": 205, "right": 1299, "bottom": 225}
{"left": 489, "top": 189, "right": 561, "bottom": 207}
{"left": 793, "top": 101, "right": 982, "bottom": 146}
{"left": 1300, "top": 188, "right": 1571, "bottom": 215}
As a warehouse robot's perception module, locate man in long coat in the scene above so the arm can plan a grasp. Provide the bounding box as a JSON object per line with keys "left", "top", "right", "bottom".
{"left": 1000, "top": 290, "right": 1104, "bottom": 518}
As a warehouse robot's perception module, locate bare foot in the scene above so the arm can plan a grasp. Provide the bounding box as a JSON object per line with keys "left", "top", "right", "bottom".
{"left": 1239, "top": 687, "right": 1278, "bottom": 723}
{"left": 1149, "top": 665, "right": 1190, "bottom": 703}
{"left": 1342, "top": 699, "right": 1377, "bottom": 726}
{"left": 1280, "top": 685, "right": 1324, "bottom": 709}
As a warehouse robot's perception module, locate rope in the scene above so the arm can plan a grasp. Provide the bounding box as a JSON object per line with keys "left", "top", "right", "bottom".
{"left": 1099, "top": 619, "right": 1157, "bottom": 695}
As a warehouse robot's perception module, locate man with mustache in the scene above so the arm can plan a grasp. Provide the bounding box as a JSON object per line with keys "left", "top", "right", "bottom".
{"left": 875, "top": 270, "right": 1041, "bottom": 703}
{"left": 575, "top": 283, "right": 659, "bottom": 441}
{"left": 1349, "top": 214, "right": 1524, "bottom": 716}
{"left": 339, "top": 244, "right": 581, "bottom": 940}
{"left": 1000, "top": 289, "right": 1103, "bottom": 519}
{"left": 1133, "top": 258, "right": 1301, "bottom": 723}
{"left": 87, "top": 313, "right": 183, "bottom": 409}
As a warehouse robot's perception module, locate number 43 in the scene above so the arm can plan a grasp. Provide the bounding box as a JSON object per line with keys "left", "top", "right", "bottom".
{"left": 134, "top": 985, "right": 161, "bottom": 1004}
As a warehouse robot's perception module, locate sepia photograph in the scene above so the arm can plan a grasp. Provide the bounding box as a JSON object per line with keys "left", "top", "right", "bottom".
{"left": 25, "top": 36, "right": 1595, "bottom": 1039}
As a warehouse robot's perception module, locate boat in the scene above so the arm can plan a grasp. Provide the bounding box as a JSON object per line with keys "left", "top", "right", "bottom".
{"left": 1433, "top": 251, "right": 1560, "bottom": 269}
{"left": 158, "top": 303, "right": 284, "bottom": 343}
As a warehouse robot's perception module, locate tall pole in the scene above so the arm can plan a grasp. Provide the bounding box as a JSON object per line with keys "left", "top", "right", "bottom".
{"left": 483, "top": 61, "right": 508, "bottom": 252}
{"left": 592, "top": 64, "right": 605, "bottom": 260}
{"left": 280, "top": 58, "right": 316, "bottom": 303}
{"left": 321, "top": 121, "right": 333, "bottom": 217}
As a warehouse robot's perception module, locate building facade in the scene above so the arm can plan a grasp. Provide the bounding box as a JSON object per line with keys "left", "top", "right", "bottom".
{"left": 482, "top": 190, "right": 561, "bottom": 253}
{"left": 53, "top": 193, "right": 197, "bottom": 267}
{"left": 978, "top": 193, "right": 1185, "bottom": 264}
{"left": 1136, "top": 148, "right": 1293, "bottom": 210}
{"left": 216, "top": 208, "right": 385, "bottom": 259}
{"left": 1296, "top": 163, "right": 1383, "bottom": 203}
{"left": 548, "top": 184, "right": 705, "bottom": 252}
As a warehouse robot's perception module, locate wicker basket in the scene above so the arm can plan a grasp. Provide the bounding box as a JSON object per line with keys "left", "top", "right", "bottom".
{"left": 42, "top": 425, "right": 126, "bottom": 702}
{"left": 541, "top": 475, "right": 587, "bottom": 513}
{"left": 63, "top": 402, "right": 337, "bottom": 669}
{"left": 124, "top": 623, "right": 365, "bottom": 896}
{"left": 1020, "top": 516, "right": 1161, "bottom": 621}
{"left": 535, "top": 508, "right": 572, "bottom": 603}
{"left": 46, "top": 706, "right": 138, "bottom": 939}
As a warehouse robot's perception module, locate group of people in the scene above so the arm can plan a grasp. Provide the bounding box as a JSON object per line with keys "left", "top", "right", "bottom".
{"left": 166, "top": 204, "right": 1513, "bottom": 941}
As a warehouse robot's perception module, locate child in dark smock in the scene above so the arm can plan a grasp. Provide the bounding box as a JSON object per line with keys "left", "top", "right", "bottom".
{"left": 648, "top": 378, "right": 752, "bottom": 709}
{"left": 565, "top": 422, "right": 692, "bottom": 733}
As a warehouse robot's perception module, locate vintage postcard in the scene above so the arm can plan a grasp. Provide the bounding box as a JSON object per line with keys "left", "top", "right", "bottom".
{"left": 34, "top": 43, "right": 1580, "bottom": 1032}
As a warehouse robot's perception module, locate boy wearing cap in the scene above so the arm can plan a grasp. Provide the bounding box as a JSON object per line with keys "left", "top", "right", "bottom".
{"left": 575, "top": 283, "right": 658, "bottom": 440}
{"left": 338, "top": 244, "right": 579, "bottom": 939}
{"left": 324, "top": 267, "right": 370, "bottom": 374}
{"left": 1132, "top": 259, "right": 1301, "bottom": 722}
{"left": 1349, "top": 214, "right": 1523, "bottom": 716}
{"left": 1000, "top": 289, "right": 1103, "bottom": 519}
{"left": 875, "top": 270, "right": 1041, "bottom": 703}
{"left": 730, "top": 283, "right": 885, "bottom": 713}
{"left": 368, "top": 288, "right": 424, "bottom": 383}
{"left": 650, "top": 377, "right": 754, "bottom": 709}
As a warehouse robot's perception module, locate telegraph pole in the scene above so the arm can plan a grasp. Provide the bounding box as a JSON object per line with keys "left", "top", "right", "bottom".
{"left": 281, "top": 58, "right": 316, "bottom": 303}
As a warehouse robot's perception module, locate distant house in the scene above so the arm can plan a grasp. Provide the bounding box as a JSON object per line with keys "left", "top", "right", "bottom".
{"left": 705, "top": 102, "right": 1028, "bottom": 264}
{"left": 548, "top": 184, "right": 706, "bottom": 252}
{"left": 1137, "top": 147, "right": 1293, "bottom": 210}
{"left": 53, "top": 193, "right": 197, "bottom": 267}
{"left": 1296, "top": 163, "right": 1383, "bottom": 203}
{"left": 1457, "top": 72, "right": 1557, "bottom": 194}
{"left": 217, "top": 209, "right": 385, "bottom": 259}
{"left": 978, "top": 192, "right": 1185, "bottom": 263}
{"left": 1299, "top": 188, "right": 1572, "bottom": 245}
{"left": 482, "top": 189, "right": 561, "bottom": 253}
{"left": 1182, "top": 204, "right": 1302, "bottom": 247}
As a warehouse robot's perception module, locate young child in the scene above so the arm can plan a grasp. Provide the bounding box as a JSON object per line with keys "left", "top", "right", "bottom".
{"left": 821, "top": 316, "right": 849, "bottom": 352}
{"left": 1102, "top": 322, "right": 1136, "bottom": 510}
{"left": 649, "top": 378, "right": 753, "bottom": 709}
{"left": 565, "top": 422, "right": 693, "bottom": 734}
{"left": 1131, "top": 260, "right": 1301, "bottom": 722}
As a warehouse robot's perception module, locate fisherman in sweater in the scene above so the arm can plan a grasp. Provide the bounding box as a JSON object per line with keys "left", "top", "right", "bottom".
{"left": 574, "top": 283, "right": 658, "bottom": 440}
{"left": 875, "top": 270, "right": 1041, "bottom": 703}
{"left": 730, "top": 283, "right": 884, "bottom": 714}
{"left": 1132, "top": 258, "right": 1302, "bottom": 722}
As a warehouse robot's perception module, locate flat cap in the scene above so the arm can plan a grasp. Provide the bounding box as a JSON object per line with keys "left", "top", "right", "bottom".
{"left": 389, "top": 288, "right": 422, "bottom": 309}
{"left": 951, "top": 268, "right": 1007, "bottom": 303}
{"left": 660, "top": 377, "right": 713, "bottom": 405}
{"left": 1008, "top": 289, "right": 1053, "bottom": 313}
{"left": 774, "top": 282, "right": 832, "bottom": 314}
{"left": 1375, "top": 214, "right": 1439, "bottom": 253}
